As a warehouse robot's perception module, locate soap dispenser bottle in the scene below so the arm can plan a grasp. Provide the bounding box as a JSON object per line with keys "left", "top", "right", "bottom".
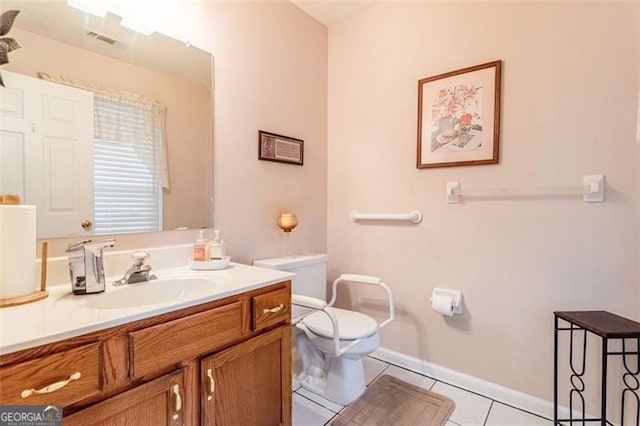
{"left": 66, "top": 239, "right": 115, "bottom": 294}
{"left": 210, "top": 229, "right": 225, "bottom": 260}
{"left": 193, "top": 230, "right": 209, "bottom": 261}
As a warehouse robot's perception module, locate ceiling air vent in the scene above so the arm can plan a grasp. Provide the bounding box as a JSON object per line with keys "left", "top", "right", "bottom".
{"left": 86, "top": 31, "right": 117, "bottom": 45}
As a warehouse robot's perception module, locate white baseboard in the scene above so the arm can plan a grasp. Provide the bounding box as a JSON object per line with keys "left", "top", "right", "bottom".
{"left": 371, "top": 346, "right": 585, "bottom": 421}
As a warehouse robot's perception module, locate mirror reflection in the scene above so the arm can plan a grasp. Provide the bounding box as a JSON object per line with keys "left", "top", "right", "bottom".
{"left": 0, "top": 1, "right": 213, "bottom": 238}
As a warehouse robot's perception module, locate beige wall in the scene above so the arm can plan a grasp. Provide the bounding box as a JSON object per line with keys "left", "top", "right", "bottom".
{"left": 327, "top": 0, "right": 638, "bottom": 403}
{"left": 26, "top": 1, "right": 328, "bottom": 260}
{"left": 158, "top": 1, "right": 328, "bottom": 264}
{"left": 7, "top": 28, "right": 212, "bottom": 233}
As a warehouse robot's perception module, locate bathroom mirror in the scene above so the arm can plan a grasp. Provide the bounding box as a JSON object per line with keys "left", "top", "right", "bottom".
{"left": 0, "top": 1, "right": 213, "bottom": 238}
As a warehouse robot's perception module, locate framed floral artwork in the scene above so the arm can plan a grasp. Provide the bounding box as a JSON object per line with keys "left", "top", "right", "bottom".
{"left": 417, "top": 60, "right": 502, "bottom": 168}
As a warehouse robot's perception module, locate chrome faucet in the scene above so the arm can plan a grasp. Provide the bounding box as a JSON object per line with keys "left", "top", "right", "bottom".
{"left": 115, "top": 251, "right": 157, "bottom": 285}
{"left": 66, "top": 239, "right": 115, "bottom": 295}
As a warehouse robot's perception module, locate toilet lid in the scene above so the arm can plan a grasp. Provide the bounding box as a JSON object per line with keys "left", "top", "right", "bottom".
{"left": 301, "top": 307, "right": 379, "bottom": 340}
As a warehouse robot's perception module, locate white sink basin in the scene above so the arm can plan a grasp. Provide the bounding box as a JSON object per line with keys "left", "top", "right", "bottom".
{"left": 77, "top": 276, "right": 226, "bottom": 310}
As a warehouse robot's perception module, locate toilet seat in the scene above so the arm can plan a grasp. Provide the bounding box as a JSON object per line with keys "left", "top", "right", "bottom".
{"left": 302, "top": 307, "right": 379, "bottom": 340}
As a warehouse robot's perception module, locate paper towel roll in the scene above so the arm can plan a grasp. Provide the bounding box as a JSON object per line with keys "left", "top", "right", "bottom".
{"left": 0, "top": 205, "right": 37, "bottom": 299}
{"left": 431, "top": 294, "right": 455, "bottom": 317}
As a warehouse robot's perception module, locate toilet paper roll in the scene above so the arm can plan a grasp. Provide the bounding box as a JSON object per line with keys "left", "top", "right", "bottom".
{"left": 431, "top": 294, "right": 455, "bottom": 317}
{"left": 0, "top": 205, "right": 37, "bottom": 299}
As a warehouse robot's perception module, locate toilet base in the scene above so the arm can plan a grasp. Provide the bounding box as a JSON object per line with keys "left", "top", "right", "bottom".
{"left": 298, "top": 356, "right": 367, "bottom": 406}
{"left": 295, "top": 321, "right": 379, "bottom": 406}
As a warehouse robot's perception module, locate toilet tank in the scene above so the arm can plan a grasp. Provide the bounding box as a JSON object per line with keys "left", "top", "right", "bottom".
{"left": 253, "top": 254, "right": 327, "bottom": 300}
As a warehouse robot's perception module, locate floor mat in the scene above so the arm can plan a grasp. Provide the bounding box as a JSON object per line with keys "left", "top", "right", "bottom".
{"left": 331, "top": 374, "right": 455, "bottom": 426}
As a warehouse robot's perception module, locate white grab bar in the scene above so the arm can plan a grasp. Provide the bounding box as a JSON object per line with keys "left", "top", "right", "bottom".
{"left": 351, "top": 210, "right": 422, "bottom": 223}
{"left": 292, "top": 294, "right": 327, "bottom": 311}
{"left": 338, "top": 274, "right": 381, "bottom": 285}
{"left": 330, "top": 274, "right": 394, "bottom": 331}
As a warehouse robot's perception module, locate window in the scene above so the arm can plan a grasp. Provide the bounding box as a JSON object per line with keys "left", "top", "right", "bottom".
{"left": 93, "top": 92, "right": 168, "bottom": 234}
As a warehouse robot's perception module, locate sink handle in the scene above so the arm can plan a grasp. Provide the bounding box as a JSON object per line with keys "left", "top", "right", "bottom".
{"left": 131, "top": 251, "right": 150, "bottom": 266}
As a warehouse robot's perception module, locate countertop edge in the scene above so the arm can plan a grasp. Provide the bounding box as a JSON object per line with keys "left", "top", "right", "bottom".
{"left": 0, "top": 263, "right": 295, "bottom": 356}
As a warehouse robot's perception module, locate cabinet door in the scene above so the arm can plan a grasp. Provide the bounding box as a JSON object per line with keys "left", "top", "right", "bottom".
{"left": 64, "top": 370, "right": 185, "bottom": 426}
{"left": 201, "top": 326, "right": 291, "bottom": 426}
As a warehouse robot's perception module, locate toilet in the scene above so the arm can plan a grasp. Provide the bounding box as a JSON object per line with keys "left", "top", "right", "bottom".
{"left": 253, "top": 254, "right": 394, "bottom": 406}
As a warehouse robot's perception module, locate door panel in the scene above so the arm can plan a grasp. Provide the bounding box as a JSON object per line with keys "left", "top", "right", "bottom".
{"left": 45, "top": 136, "right": 78, "bottom": 210}
{"left": 1, "top": 82, "right": 28, "bottom": 200}
{"left": 0, "top": 85, "right": 24, "bottom": 119}
{"left": 0, "top": 130, "right": 25, "bottom": 197}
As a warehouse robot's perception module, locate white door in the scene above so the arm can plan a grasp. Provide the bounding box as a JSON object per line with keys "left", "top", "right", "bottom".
{"left": 0, "top": 75, "right": 28, "bottom": 202}
{"left": 0, "top": 71, "right": 94, "bottom": 238}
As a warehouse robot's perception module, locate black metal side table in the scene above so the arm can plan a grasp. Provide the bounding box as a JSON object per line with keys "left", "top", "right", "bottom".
{"left": 554, "top": 311, "right": 640, "bottom": 425}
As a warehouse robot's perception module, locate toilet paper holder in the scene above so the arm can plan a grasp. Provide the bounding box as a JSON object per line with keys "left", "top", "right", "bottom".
{"left": 430, "top": 287, "right": 463, "bottom": 315}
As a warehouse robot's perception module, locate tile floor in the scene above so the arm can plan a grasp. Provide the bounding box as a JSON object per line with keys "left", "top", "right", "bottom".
{"left": 292, "top": 356, "right": 553, "bottom": 426}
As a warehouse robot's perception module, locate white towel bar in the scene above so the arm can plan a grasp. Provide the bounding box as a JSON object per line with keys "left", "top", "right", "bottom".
{"left": 446, "top": 175, "right": 604, "bottom": 203}
{"left": 351, "top": 210, "right": 423, "bottom": 224}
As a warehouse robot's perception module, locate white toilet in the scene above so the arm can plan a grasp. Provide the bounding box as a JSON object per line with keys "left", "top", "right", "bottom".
{"left": 253, "top": 254, "right": 394, "bottom": 406}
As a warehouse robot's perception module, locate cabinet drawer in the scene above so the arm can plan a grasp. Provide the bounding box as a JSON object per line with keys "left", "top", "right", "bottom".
{"left": 252, "top": 288, "right": 290, "bottom": 331}
{"left": 0, "top": 343, "right": 101, "bottom": 406}
{"left": 130, "top": 301, "right": 243, "bottom": 379}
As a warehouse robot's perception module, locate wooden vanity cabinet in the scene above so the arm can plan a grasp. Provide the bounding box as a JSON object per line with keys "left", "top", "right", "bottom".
{"left": 201, "top": 326, "right": 291, "bottom": 426}
{"left": 0, "top": 281, "right": 292, "bottom": 426}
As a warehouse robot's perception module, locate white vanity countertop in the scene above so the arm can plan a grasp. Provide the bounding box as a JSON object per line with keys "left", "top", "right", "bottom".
{"left": 0, "top": 262, "right": 294, "bottom": 356}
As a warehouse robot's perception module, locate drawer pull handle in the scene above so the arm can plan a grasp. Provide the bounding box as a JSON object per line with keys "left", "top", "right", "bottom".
{"left": 263, "top": 304, "right": 284, "bottom": 314}
{"left": 206, "top": 368, "right": 215, "bottom": 401}
{"left": 172, "top": 384, "right": 182, "bottom": 420}
{"left": 21, "top": 372, "right": 81, "bottom": 398}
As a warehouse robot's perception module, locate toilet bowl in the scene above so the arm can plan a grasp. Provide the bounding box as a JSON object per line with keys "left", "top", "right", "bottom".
{"left": 301, "top": 307, "right": 380, "bottom": 357}
{"left": 295, "top": 306, "right": 382, "bottom": 405}
{"left": 292, "top": 274, "right": 393, "bottom": 405}
{"left": 252, "top": 255, "right": 394, "bottom": 406}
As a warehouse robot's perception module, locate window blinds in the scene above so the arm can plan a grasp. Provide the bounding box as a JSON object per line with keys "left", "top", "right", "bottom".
{"left": 93, "top": 93, "right": 164, "bottom": 234}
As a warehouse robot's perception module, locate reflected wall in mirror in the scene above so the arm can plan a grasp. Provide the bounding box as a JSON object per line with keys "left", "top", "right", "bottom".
{"left": 0, "top": 1, "right": 213, "bottom": 238}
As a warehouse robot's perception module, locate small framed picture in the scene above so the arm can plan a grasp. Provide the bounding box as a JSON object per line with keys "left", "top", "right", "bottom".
{"left": 258, "top": 130, "right": 304, "bottom": 166}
